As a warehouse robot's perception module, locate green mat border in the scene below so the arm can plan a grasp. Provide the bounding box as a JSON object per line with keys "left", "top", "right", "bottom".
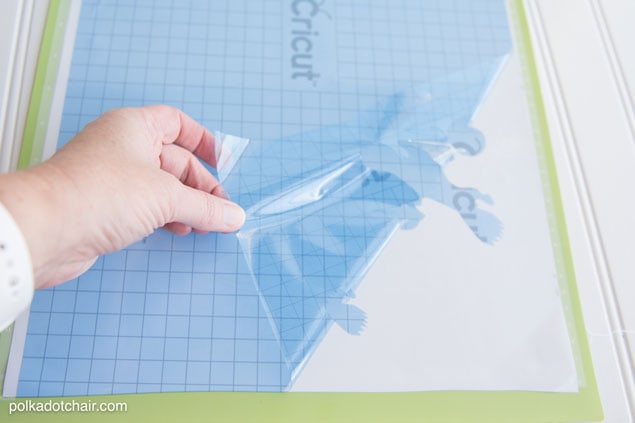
{"left": 1, "top": 0, "right": 603, "bottom": 421}
{"left": 18, "top": 0, "right": 70, "bottom": 169}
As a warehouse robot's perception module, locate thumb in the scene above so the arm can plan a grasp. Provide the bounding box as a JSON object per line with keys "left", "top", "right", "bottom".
{"left": 171, "top": 184, "right": 246, "bottom": 233}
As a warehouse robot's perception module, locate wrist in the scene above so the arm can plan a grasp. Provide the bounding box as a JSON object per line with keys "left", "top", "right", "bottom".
{"left": 0, "top": 164, "right": 73, "bottom": 289}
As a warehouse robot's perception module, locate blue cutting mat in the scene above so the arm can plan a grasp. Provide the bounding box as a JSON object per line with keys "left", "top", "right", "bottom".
{"left": 17, "top": 0, "right": 510, "bottom": 396}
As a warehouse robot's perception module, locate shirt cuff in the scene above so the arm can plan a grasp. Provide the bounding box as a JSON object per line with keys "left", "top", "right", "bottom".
{"left": 0, "top": 202, "right": 34, "bottom": 332}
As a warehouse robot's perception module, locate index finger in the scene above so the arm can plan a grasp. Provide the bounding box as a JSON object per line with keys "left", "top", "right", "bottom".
{"left": 142, "top": 104, "right": 220, "bottom": 167}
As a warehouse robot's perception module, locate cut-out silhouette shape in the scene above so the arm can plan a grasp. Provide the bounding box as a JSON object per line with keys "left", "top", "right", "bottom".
{"left": 224, "top": 60, "right": 507, "bottom": 379}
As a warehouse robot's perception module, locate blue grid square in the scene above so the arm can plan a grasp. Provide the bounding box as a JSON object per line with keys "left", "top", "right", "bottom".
{"left": 235, "top": 385, "right": 258, "bottom": 392}
{"left": 51, "top": 291, "right": 76, "bottom": 312}
{"left": 146, "top": 229, "right": 173, "bottom": 250}
{"left": 75, "top": 291, "right": 99, "bottom": 313}
{"left": 213, "top": 294, "right": 235, "bottom": 316}
{"left": 234, "top": 362, "right": 257, "bottom": 386}
{"left": 142, "top": 315, "right": 167, "bottom": 337}
{"left": 162, "top": 361, "right": 186, "bottom": 384}
{"left": 145, "top": 293, "right": 168, "bottom": 314}
{"left": 167, "top": 294, "right": 191, "bottom": 315}
{"left": 85, "top": 63, "right": 107, "bottom": 81}
{"left": 171, "top": 252, "right": 194, "bottom": 273}
{"left": 164, "top": 337, "right": 188, "bottom": 360}
{"left": 212, "top": 317, "right": 236, "bottom": 339}
{"left": 88, "top": 383, "right": 113, "bottom": 395}
{"left": 90, "top": 359, "right": 115, "bottom": 383}
{"left": 258, "top": 363, "right": 281, "bottom": 386}
{"left": 235, "top": 340, "right": 257, "bottom": 362}
{"left": 101, "top": 270, "right": 125, "bottom": 292}
{"left": 190, "top": 294, "right": 213, "bottom": 316}
{"left": 188, "top": 338, "right": 211, "bottom": 361}
{"left": 121, "top": 293, "right": 145, "bottom": 314}
{"left": 138, "top": 360, "right": 163, "bottom": 384}
{"left": 185, "top": 384, "right": 208, "bottom": 392}
{"left": 186, "top": 362, "right": 210, "bottom": 385}
{"left": 235, "top": 317, "right": 258, "bottom": 339}
{"left": 60, "top": 114, "right": 80, "bottom": 133}
{"left": 258, "top": 317, "right": 277, "bottom": 340}
{"left": 78, "top": 94, "right": 102, "bottom": 114}
{"left": 165, "top": 84, "right": 183, "bottom": 103}
{"left": 28, "top": 312, "right": 51, "bottom": 334}
{"left": 39, "top": 382, "right": 64, "bottom": 396}
{"left": 105, "top": 65, "right": 126, "bottom": 83}
{"left": 125, "top": 66, "right": 146, "bottom": 81}
{"left": 63, "top": 382, "right": 88, "bottom": 396}
{"left": 55, "top": 278, "right": 78, "bottom": 291}
{"left": 262, "top": 106, "right": 281, "bottom": 123}
{"left": 193, "top": 235, "right": 215, "bottom": 253}
{"left": 210, "top": 362, "right": 234, "bottom": 385}
{"left": 258, "top": 340, "right": 282, "bottom": 362}
{"left": 188, "top": 316, "right": 212, "bottom": 338}
{"left": 236, "top": 295, "right": 258, "bottom": 316}
{"left": 114, "top": 360, "right": 140, "bottom": 383}
{"left": 172, "top": 233, "right": 195, "bottom": 251}
{"left": 98, "top": 292, "right": 123, "bottom": 314}
{"left": 123, "top": 271, "right": 147, "bottom": 292}
{"left": 23, "top": 334, "right": 47, "bottom": 357}
{"left": 214, "top": 253, "right": 239, "bottom": 274}
{"left": 77, "top": 269, "right": 102, "bottom": 291}
{"left": 216, "top": 237, "right": 240, "bottom": 256}
{"left": 165, "top": 316, "right": 188, "bottom": 337}
{"left": 211, "top": 339, "right": 234, "bottom": 361}
{"left": 117, "top": 337, "right": 142, "bottom": 359}
{"left": 66, "top": 359, "right": 91, "bottom": 382}
{"left": 223, "top": 105, "right": 241, "bottom": 122}
{"left": 41, "top": 358, "right": 68, "bottom": 381}
{"left": 140, "top": 337, "right": 165, "bottom": 360}
{"left": 126, "top": 250, "right": 149, "bottom": 271}
{"left": 95, "top": 314, "right": 120, "bottom": 336}
{"left": 123, "top": 83, "right": 144, "bottom": 102}
{"left": 69, "top": 335, "right": 94, "bottom": 359}
{"left": 44, "top": 335, "right": 71, "bottom": 358}
{"left": 19, "top": 358, "right": 43, "bottom": 381}
{"left": 169, "top": 272, "right": 192, "bottom": 293}
{"left": 223, "top": 87, "right": 242, "bottom": 105}
{"left": 103, "top": 81, "right": 125, "bottom": 99}
{"left": 147, "top": 271, "right": 170, "bottom": 292}
{"left": 112, "top": 383, "right": 136, "bottom": 394}
{"left": 191, "top": 272, "right": 214, "bottom": 293}
{"left": 93, "top": 336, "right": 117, "bottom": 359}
{"left": 235, "top": 273, "right": 256, "bottom": 296}
{"left": 119, "top": 315, "right": 143, "bottom": 336}
{"left": 68, "top": 64, "right": 88, "bottom": 80}
{"left": 103, "top": 251, "right": 127, "bottom": 270}
{"left": 137, "top": 383, "right": 161, "bottom": 392}
{"left": 148, "top": 251, "right": 171, "bottom": 271}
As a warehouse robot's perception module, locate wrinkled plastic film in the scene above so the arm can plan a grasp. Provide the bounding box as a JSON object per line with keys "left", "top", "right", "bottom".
{"left": 212, "top": 131, "right": 250, "bottom": 184}
{"left": 221, "top": 57, "right": 509, "bottom": 381}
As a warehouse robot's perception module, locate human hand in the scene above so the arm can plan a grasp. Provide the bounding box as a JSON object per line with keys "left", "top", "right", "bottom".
{"left": 0, "top": 105, "right": 245, "bottom": 289}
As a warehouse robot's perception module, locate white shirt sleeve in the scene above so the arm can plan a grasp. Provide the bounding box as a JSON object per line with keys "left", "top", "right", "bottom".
{"left": 0, "top": 202, "right": 34, "bottom": 332}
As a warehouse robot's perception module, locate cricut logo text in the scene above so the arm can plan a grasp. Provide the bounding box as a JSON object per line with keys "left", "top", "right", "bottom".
{"left": 289, "top": 0, "right": 331, "bottom": 85}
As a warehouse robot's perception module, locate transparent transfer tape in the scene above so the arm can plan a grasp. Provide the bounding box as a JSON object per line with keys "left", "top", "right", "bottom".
{"left": 221, "top": 58, "right": 508, "bottom": 382}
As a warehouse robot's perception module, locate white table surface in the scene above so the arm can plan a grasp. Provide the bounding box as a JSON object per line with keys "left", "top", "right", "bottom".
{"left": 525, "top": 0, "right": 635, "bottom": 420}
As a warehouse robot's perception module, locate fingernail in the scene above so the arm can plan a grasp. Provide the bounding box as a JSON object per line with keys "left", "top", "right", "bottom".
{"left": 223, "top": 201, "right": 246, "bottom": 229}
